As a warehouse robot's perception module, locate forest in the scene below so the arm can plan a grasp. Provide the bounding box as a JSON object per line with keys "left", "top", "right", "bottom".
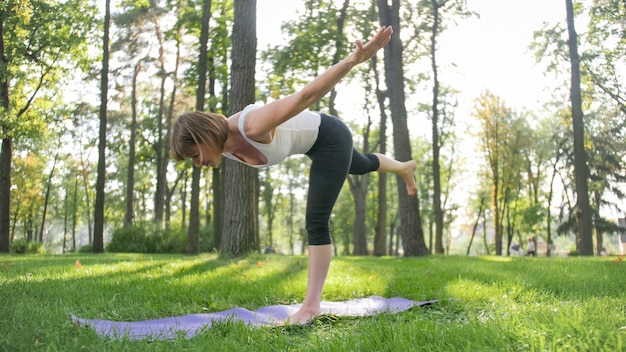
{"left": 0, "top": 0, "right": 624, "bottom": 258}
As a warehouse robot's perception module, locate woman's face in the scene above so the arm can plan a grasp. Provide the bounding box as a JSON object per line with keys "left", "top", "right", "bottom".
{"left": 187, "top": 143, "right": 222, "bottom": 168}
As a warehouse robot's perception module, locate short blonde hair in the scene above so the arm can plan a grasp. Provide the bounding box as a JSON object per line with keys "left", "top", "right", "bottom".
{"left": 170, "top": 111, "right": 229, "bottom": 161}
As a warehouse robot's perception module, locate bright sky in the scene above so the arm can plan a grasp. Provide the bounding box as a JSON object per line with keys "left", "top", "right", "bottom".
{"left": 439, "top": 0, "right": 566, "bottom": 112}
{"left": 257, "top": 0, "right": 567, "bottom": 115}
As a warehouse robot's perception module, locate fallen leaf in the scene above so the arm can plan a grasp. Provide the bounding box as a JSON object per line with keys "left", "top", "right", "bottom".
{"left": 370, "top": 274, "right": 377, "bottom": 281}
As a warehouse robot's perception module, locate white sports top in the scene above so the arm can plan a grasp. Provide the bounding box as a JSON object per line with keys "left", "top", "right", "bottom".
{"left": 222, "top": 104, "right": 321, "bottom": 168}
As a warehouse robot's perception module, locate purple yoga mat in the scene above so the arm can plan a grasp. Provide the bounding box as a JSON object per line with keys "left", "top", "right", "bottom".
{"left": 72, "top": 296, "right": 437, "bottom": 340}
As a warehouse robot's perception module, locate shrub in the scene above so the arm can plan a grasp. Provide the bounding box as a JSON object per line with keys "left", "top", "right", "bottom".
{"left": 107, "top": 224, "right": 189, "bottom": 254}
{"left": 107, "top": 226, "right": 147, "bottom": 253}
{"left": 154, "top": 228, "right": 187, "bottom": 254}
{"left": 11, "top": 239, "right": 28, "bottom": 254}
{"left": 78, "top": 245, "right": 93, "bottom": 253}
{"left": 28, "top": 242, "right": 45, "bottom": 254}
{"left": 200, "top": 225, "right": 214, "bottom": 252}
{"left": 11, "top": 240, "right": 45, "bottom": 254}
{"left": 568, "top": 250, "right": 580, "bottom": 257}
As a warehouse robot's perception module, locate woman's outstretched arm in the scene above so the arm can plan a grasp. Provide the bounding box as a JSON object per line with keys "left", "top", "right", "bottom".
{"left": 243, "top": 26, "right": 393, "bottom": 141}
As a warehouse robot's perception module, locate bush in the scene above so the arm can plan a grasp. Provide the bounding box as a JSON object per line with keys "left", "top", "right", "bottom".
{"left": 78, "top": 245, "right": 93, "bottom": 253}
{"left": 107, "top": 226, "right": 148, "bottom": 253}
{"left": 154, "top": 228, "right": 187, "bottom": 254}
{"left": 11, "top": 239, "right": 28, "bottom": 254}
{"left": 200, "top": 225, "right": 214, "bottom": 252}
{"left": 107, "top": 225, "right": 188, "bottom": 254}
{"left": 11, "top": 240, "right": 46, "bottom": 254}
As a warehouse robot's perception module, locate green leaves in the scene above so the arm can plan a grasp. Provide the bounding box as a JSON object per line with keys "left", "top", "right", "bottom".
{"left": 1, "top": 0, "right": 98, "bottom": 137}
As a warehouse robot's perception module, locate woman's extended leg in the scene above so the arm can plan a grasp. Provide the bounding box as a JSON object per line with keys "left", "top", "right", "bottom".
{"left": 373, "top": 153, "right": 417, "bottom": 196}
{"left": 348, "top": 150, "right": 417, "bottom": 196}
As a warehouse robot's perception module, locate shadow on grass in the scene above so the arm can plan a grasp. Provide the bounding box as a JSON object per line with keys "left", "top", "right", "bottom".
{"left": 2, "top": 253, "right": 310, "bottom": 320}
{"left": 331, "top": 254, "right": 626, "bottom": 302}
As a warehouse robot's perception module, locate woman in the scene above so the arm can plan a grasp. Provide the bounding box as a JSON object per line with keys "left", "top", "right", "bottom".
{"left": 171, "top": 26, "right": 417, "bottom": 324}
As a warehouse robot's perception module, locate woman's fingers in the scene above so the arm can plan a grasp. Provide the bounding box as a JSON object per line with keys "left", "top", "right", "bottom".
{"left": 350, "top": 26, "right": 393, "bottom": 64}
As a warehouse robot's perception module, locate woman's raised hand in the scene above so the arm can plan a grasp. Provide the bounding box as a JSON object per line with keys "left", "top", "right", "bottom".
{"left": 349, "top": 26, "right": 393, "bottom": 65}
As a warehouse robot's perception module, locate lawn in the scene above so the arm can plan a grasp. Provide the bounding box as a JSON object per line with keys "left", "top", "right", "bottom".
{"left": 1, "top": 253, "right": 625, "bottom": 351}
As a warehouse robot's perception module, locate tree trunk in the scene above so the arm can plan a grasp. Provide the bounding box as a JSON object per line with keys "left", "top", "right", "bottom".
{"left": 154, "top": 17, "right": 168, "bottom": 227}
{"left": 377, "top": 0, "right": 428, "bottom": 256}
{"left": 0, "top": 138, "right": 11, "bottom": 253}
{"left": 349, "top": 177, "right": 369, "bottom": 255}
{"left": 261, "top": 169, "right": 276, "bottom": 248}
{"left": 328, "top": 0, "right": 350, "bottom": 116}
{"left": 221, "top": 0, "right": 258, "bottom": 257}
{"left": 93, "top": 0, "right": 110, "bottom": 253}
{"left": 212, "top": 167, "right": 222, "bottom": 250}
{"left": 546, "top": 157, "right": 558, "bottom": 256}
{"left": 0, "top": 16, "right": 11, "bottom": 253}
{"left": 374, "top": 60, "right": 388, "bottom": 256}
{"left": 63, "top": 186, "right": 68, "bottom": 253}
{"left": 163, "top": 22, "right": 181, "bottom": 229}
{"left": 430, "top": 0, "right": 444, "bottom": 254}
{"left": 124, "top": 60, "right": 141, "bottom": 227}
{"left": 181, "top": 171, "right": 188, "bottom": 228}
{"left": 565, "top": 0, "right": 593, "bottom": 255}
{"left": 348, "top": 113, "right": 372, "bottom": 256}
{"left": 72, "top": 174, "right": 78, "bottom": 251}
{"left": 188, "top": 167, "right": 201, "bottom": 254}
{"left": 187, "top": 0, "right": 213, "bottom": 255}
{"left": 212, "top": 53, "right": 228, "bottom": 252}
{"left": 467, "top": 195, "right": 485, "bottom": 255}
{"left": 39, "top": 152, "right": 59, "bottom": 244}
{"left": 80, "top": 148, "right": 93, "bottom": 244}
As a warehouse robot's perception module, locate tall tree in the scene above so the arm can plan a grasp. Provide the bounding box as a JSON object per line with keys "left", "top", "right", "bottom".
{"left": 565, "top": 0, "right": 593, "bottom": 255}
{"left": 0, "top": 3, "right": 12, "bottom": 252}
{"left": 473, "top": 91, "right": 512, "bottom": 255}
{"left": 152, "top": 3, "right": 173, "bottom": 227}
{"left": 373, "top": 53, "right": 389, "bottom": 256}
{"left": 0, "top": 0, "right": 96, "bottom": 252}
{"left": 124, "top": 59, "right": 143, "bottom": 227}
{"left": 38, "top": 152, "right": 59, "bottom": 243}
{"left": 163, "top": 2, "right": 183, "bottom": 229}
{"left": 377, "top": 0, "right": 429, "bottom": 256}
{"left": 420, "top": 0, "right": 467, "bottom": 254}
{"left": 93, "top": 0, "right": 111, "bottom": 253}
{"left": 429, "top": 0, "right": 444, "bottom": 255}
{"left": 348, "top": 114, "right": 373, "bottom": 256}
{"left": 220, "top": 0, "right": 258, "bottom": 257}
{"left": 188, "top": 0, "right": 212, "bottom": 255}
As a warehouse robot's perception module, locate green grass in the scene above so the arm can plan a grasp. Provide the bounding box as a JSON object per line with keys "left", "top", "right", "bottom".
{"left": 1, "top": 253, "right": 625, "bottom": 351}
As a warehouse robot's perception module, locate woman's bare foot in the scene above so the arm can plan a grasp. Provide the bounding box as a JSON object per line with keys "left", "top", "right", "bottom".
{"left": 374, "top": 153, "right": 418, "bottom": 196}
{"left": 400, "top": 160, "right": 417, "bottom": 196}
{"left": 285, "top": 306, "right": 320, "bottom": 325}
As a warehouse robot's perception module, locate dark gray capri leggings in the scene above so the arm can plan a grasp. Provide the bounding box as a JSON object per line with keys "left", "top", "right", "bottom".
{"left": 304, "top": 113, "right": 380, "bottom": 245}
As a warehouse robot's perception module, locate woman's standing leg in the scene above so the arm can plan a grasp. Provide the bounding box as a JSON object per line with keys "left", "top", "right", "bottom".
{"left": 288, "top": 244, "right": 333, "bottom": 323}
{"left": 287, "top": 115, "right": 353, "bottom": 324}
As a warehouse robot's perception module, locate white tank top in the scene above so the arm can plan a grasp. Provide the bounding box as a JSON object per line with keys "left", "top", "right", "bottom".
{"left": 222, "top": 104, "right": 321, "bottom": 168}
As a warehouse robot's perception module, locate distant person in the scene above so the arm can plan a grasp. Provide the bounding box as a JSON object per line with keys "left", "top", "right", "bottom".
{"left": 171, "top": 26, "right": 417, "bottom": 324}
{"left": 526, "top": 237, "right": 536, "bottom": 257}
{"left": 600, "top": 247, "right": 609, "bottom": 256}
